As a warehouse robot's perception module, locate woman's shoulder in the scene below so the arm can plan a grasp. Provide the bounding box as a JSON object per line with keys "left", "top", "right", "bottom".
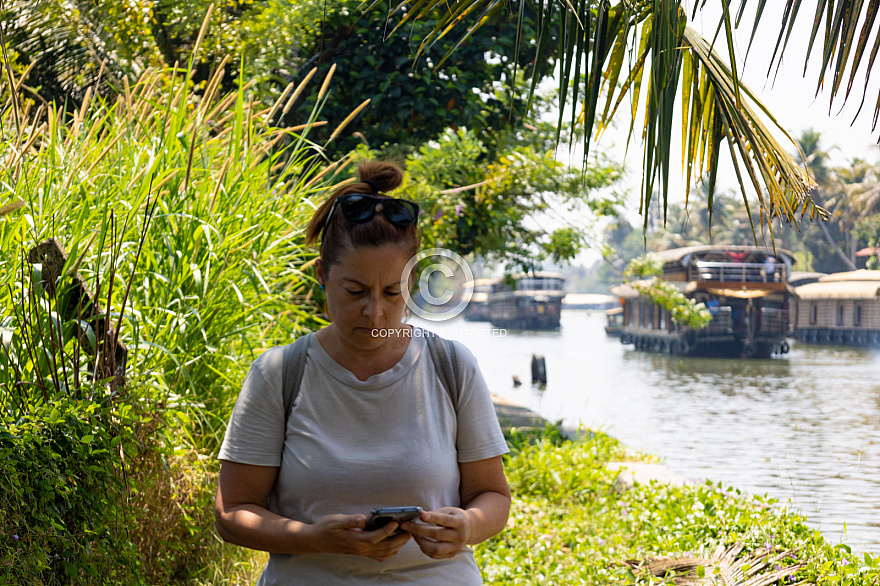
{"left": 413, "top": 328, "right": 481, "bottom": 377}
{"left": 247, "top": 334, "right": 316, "bottom": 381}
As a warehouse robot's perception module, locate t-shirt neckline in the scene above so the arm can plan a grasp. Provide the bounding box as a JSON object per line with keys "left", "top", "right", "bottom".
{"left": 309, "top": 327, "right": 426, "bottom": 389}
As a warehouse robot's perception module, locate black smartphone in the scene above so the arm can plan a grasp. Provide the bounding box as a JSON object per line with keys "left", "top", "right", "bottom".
{"left": 363, "top": 506, "right": 423, "bottom": 532}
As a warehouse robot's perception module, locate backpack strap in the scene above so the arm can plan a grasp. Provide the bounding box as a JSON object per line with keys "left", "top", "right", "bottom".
{"left": 424, "top": 331, "right": 460, "bottom": 411}
{"left": 282, "top": 334, "right": 311, "bottom": 429}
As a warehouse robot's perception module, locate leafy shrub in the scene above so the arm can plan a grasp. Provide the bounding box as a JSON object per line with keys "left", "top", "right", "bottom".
{"left": 0, "top": 397, "right": 141, "bottom": 585}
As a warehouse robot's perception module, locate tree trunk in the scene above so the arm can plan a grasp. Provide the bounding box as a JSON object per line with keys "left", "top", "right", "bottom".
{"left": 818, "top": 218, "right": 857, "bottom": 270}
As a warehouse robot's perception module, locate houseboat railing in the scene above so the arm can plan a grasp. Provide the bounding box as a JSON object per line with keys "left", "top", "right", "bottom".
{"left": 682, "top": 261, "right": 785, "bottom": 283}
{"left": 760, "top": 307, "right": 788, "bottom": 334}
{"left": 704, "top": 307, "right": 733, "bottom": 333}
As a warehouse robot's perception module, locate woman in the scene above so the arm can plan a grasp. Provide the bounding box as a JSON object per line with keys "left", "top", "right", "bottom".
{"left": 214, "top": 160, "right": 511, "bottom": 584}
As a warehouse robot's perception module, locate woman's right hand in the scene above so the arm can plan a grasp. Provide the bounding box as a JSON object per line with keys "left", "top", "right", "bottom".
{"left": 308, "top": 514, "right": 412, "bottom": 562}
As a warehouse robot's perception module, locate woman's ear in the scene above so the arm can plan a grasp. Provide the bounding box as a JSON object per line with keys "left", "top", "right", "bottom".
{"left": 316, "top": 258, "right": 326, "bottom": 287}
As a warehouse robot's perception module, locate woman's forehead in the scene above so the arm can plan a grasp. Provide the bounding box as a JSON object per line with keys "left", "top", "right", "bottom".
{"left": 331, "top": 244, "right": 412, "bottom": 280}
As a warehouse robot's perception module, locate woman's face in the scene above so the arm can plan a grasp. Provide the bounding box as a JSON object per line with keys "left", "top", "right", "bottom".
{"left": 316, "top": 243, "right": 412, "bottom": 350}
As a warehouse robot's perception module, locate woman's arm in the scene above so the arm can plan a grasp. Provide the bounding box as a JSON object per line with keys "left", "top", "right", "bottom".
{"left": 215, "top": 460, "right": 411, "bottom": 560}
{"left": 458, "top": 455, "right": 511, "bottom": 544}
{"left": 401, "top": 455, "right": 510, "bottom": 559}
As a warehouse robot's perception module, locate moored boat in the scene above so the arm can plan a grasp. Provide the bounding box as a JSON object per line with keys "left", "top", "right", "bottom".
{"left": 611, "top": 245, "right": 795, "bottom": 358}
{"left": 488, "top": 272, "right": 565, "bottom": 330}
{"left": 463, "top": 278, "right": 498, "bottom": 322}
{"left": 791, "top": 270, "right": 880, "bottom": 346}
{"left": 604, "top": 306, "right": 623, "bottom": 337}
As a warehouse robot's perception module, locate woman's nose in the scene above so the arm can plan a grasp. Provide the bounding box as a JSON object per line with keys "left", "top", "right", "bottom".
{"left": 363, "top": 292, "right": 383, "bottom": 319}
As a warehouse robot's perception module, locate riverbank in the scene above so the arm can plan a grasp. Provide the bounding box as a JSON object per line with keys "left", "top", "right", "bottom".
{"left": 484, "top": 397, "right": 876, "bottom": 585}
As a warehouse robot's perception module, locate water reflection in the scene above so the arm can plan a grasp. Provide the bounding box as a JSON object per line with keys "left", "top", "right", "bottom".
{"left": 416, "top": 311, "right": 880, "bottom": 553}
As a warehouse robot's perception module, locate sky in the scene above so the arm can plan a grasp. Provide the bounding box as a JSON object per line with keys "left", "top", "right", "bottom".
{"left": 552, "top": 1, "right": 880, "bottom": 265}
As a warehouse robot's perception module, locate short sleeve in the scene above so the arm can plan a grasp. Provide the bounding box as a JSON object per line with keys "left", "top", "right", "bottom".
{"left": 218, "top": 346, "right": 287, "bottom": 466}
{"left": 450, "top": 340, "right": 510, "bottom": 463}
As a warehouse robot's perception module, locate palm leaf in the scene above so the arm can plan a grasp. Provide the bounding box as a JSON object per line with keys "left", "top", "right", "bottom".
{"left": 380, "top": 0, "right": 880, "bottom": 227}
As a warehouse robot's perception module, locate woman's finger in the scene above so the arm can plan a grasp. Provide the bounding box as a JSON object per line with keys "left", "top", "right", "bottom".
{"left": 411, "top": 534, "right": 461, "bottom": 559}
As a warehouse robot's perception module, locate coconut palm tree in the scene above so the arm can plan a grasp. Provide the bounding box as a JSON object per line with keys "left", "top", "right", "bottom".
{"left": 794, "top": 129, "right": 858, "bottom": 270}
{"left": 380, "top": 0, "right": 879, "bottom": 229}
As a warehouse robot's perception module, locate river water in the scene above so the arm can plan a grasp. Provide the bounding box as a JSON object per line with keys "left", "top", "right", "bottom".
{"left": 414, "top": 310, "right": 880, "bottom": 554}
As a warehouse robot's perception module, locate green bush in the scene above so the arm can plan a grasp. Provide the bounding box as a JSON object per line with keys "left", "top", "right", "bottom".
{"left": 0, "top": 397, "right": 140, "bottom": 585}
{"left": 0, "top": 58, "right": 352, "bottom": 582}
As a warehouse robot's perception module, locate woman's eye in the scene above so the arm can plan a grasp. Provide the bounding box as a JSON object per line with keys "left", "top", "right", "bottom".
{"left": 386, "top": 290, "right": 401, "bottom": 297}
{"left": 345, "top": 289, "right": 364, "bottom": 295}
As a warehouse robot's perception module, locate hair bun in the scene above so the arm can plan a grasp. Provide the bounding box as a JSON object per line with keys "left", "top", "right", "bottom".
{"left": 357, "top": 161, "right": 403, "bottom": 194}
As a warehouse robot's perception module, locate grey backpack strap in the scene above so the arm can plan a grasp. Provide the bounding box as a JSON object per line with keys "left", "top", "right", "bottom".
{"left": 424, "top": 331, "right": 460, "bottom": 411}
{"left": 282, "top": 334, "right": 311, "bottom": 429}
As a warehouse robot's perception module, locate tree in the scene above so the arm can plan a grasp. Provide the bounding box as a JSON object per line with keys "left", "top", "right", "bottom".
{"left": 382, "top": 0, "right": 880, "bottom": 230}
{"left": 270, "top": 0, "right": 559, "bottom": 156}
{"left": 401, "top": 123, "right": 623, "bottom": 270}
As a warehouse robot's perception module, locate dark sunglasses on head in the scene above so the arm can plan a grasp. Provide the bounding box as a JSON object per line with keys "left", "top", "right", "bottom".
{"left": 321, "top": 193, "right": 420, "bottom": 237}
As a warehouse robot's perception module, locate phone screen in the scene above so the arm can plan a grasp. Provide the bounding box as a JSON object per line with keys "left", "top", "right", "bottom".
{"left": 363, "top": 506, "right": 423, "bottom": 532}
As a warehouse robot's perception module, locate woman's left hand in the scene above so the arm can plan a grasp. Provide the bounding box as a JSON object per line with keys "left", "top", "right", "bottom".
{"left": 400, "top": 508, "right": 470, "bottom": 559}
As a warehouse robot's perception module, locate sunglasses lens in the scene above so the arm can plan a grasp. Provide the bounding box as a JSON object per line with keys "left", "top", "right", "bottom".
{"left": 340, "top": 194, "right": 375, "bottom": 221}
{"left": 384, "top": 200, "right": 418, "bottom": 226}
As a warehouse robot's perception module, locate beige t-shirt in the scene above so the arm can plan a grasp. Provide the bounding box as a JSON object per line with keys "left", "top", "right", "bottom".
{"left": 218, "top": 329, "right": 509, "bottom": 585}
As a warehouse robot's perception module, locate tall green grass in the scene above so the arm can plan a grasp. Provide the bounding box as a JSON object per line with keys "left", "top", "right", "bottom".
{"left": 0, "top": 53, "right": 357, "bottom": 582}
{"left": 0, "top": 61, "right": 351, "bottom": 437}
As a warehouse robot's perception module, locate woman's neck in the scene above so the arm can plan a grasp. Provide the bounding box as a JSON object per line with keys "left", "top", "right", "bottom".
{"left": 316, "top": 323, "right": 414, "bottom": 382}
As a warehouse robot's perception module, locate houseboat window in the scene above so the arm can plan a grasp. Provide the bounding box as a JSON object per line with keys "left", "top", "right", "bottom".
{"left": 855, "top": 304, "right": 862, "bottom": 326}
{"left": 624, "top": 301, "right": 631, "bottom": 326}
{"left": 837, "top": 302, "right": 845, "bottom": 326}
{"left": 647, "top": 303, "right": 654, "bottom": 329}
{"left": 810, "top": 303, "right": 817, "bottom": 325}
{"left": 639, "top": 300, "right": 646, "bottom": 328}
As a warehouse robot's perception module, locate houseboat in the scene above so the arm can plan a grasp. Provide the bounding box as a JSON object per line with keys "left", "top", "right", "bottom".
{"left": 791, "top": 270, "right": 880, "bottom": 346}
{"left": 611, "top": 245, "right": 795, "bottom": 358}
{"left": 604, "top": 307, "right": 623, "bottom": 337}
{"left": 463, "top": 278, "right": 497, "bottom": 322}
{"left": 488, "top": 272, "right": 566, "bottom": 330}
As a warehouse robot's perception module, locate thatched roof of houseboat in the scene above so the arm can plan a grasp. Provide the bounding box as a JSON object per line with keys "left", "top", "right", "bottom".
{"left": 788, "top": 271, "right": 826, "bottom": 287}
{"left": 653, "top": 245, "right": 796, "bottom": 264}
{"left": 816, "top": 269, "right": 880, "bottom": 282}
{"left": 795, "top": 270, "right": 880, "bottom": 299}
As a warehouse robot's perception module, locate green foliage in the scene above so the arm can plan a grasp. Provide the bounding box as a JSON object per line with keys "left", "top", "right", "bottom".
{"left": 0, "top": 60, "right": 349, "bottom": 581}
{"left": 621, "top": 254, "right": 712, "bottom": 330}
{"left": 632, "top": 279, "right": 713, "bottom": 330}
{"left": 400, "top": 126, "right": 621, "bottom": 269}
{"left": 623, "top": 252, "right": 663, "bottom": 280}
{"left": 855, "top": 216, "right": 880, "bottom": 270}
{"left": 277, "top": 0, "right": 557, "bottom": 155}
{"left": 0, "top": 396, "right": 142, "bottom": 585}
{"left": 478, "top": 427, "right": 880, "bottom": 585}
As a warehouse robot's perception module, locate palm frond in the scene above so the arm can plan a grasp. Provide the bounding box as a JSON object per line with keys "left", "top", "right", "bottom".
{"left": 3, "top": 0, "right": 138, "bottom": 103}
{"left": 738, "top": 0, "right": 880, "bottom": 135}
{"left": 625, "top": 541, "right": 811, "bottom": 586}
{"left": 379, "top": 0, "right": 880, "bottom": 228}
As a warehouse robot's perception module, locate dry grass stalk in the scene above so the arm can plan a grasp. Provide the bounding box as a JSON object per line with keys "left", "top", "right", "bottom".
{"left": 283, "top": 67, "right": 318, "bottom": 115}
{"left": 204, "top": 80, "right": 256, "bottom": 126}
{"left": 208, "top": 159, "right": 231, "bottom": 214}
{"left": 191, "top": 3, "right": 215, "bottom": 64}
{"left": 199, "top": 54, "right": 231, "bottom": 120}
{"left": 0, "top": 199, "right": 25, "bottom": 217}
{"left": 317, "top": 64, "right": 336, "bottom": 101}
{"left": 266, "top": 81, "right": 295, "bottom": 122}
{"left": 328, "top": 99, "right": 370, "bottom": 142}
{"left": 624, "top": 542, "right": 811, "bottom": 586}
{"left": 300, "top": 152, "right": 354, "bottom": 193}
